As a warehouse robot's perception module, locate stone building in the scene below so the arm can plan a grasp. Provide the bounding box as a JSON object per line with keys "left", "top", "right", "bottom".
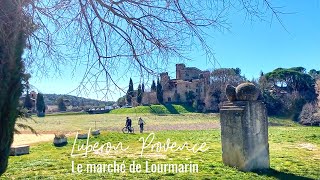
{"left": 142, "top": 64, "right": 210, "bottom": 105}
{"left": 19, "top": 90, "right": 38, "bottom": 110}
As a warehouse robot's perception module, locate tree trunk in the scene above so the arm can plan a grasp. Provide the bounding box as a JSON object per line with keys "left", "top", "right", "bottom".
{"left": 0, "top": 1, "right": 26, "bottom": 175}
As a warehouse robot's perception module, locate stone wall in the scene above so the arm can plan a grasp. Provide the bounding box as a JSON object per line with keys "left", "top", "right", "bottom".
{"left": 141, "top": 92, "right": 158, "bottom": 105}
{"left": 176, "top": 67, "right": 202, "bottom": 81}
{"left": 161, "top": 79, "right": 208, "bottom": 103}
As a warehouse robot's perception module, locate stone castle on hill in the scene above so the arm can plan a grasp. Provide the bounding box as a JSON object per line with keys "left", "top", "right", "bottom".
{"left": 141, "top": 64, "right": 210, "bottom": 105}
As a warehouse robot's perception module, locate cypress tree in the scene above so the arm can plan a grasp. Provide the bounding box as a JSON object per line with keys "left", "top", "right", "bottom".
{"left": 142, "top": 83, "right": 145, "bottom": 93}
{"left": 156, "top": 79, "right": 163, "bottom": 104}
{"left": 24, "top": 93, "right": 33, "bottom": 110}
{"left": 151, "top": 80, "right": 156, "bottom": 92}
{"left": 57, "top": 98, "right": 67, "bottom": 111}
{"left": 137, "top": 84, "right": 142, "bottom": 104}
{"left": 126, "top": 78, "right": 134, "bottom": 105}
{"left": 36, "top": 93, "right": 45, "bottom": 117}
{"left": 0, "top": 0, "right": 30, "bottom": 174}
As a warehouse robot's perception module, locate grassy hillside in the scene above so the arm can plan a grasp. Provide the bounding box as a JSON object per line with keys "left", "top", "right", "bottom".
{"left": 110, "top": 104, "right": 195, "bottom": 114}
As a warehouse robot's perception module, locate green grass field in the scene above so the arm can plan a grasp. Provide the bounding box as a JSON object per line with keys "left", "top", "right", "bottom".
{"left": 2, "top": 113, "right": 320, "bottom": 179}
{"left": 18, "top": 113, "right": 218, "bottom": 133}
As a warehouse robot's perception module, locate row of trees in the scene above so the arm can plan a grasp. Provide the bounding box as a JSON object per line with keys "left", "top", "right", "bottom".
{"left": 205, "top": 68, "right": 246, "bottom": 112}
{"left": 259, "top": 67, "right": 318, "bottom": 121}
{"left": 23, "top": 92, "right": 45, "bottom": 117}
{"left": 205, "top": 66, "right": 319, "bottom": 122}
{"left": 22, "top": 93, "right": 73, "bottom": 114}
{"left": 123, "top": 78, "right": 164, "bottom": 106}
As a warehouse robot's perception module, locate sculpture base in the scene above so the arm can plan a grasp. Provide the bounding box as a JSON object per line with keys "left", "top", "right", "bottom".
{"left": 220, "top": 101, "right": 270, "bottom": 171}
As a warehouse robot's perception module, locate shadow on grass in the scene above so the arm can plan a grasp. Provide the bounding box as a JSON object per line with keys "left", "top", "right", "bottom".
{"left": 253, "top": 168, "right": 313, "bottom": 180}
{"left": 164, "top": 104, "right": 179, "bottom": 114}
{"left": 147, "top": 105, "right": 161, "bottom": 115}
{"left": 179, "top": 103, "right": 195, "bottom": 112}
{"left": 145, "top": 103, "right": 195, "bottom": 115}
{"left": 268, "top": 122, "right": 287, "bottom": 126}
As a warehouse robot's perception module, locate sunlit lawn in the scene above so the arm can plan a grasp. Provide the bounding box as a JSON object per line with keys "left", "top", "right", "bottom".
{"left": 2, "top": 113, "right": 320, "bottom": 179}
{"left": 16, "top": 113, "right": 219, "bottom": 133}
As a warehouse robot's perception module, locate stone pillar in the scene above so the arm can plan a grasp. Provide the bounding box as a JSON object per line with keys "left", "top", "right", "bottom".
{"left": 220, "top": 101, "right": 270, "bottom": 171}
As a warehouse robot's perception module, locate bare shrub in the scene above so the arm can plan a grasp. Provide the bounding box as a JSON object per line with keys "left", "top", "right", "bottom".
{"left": 299, "top": 103, "right": 320, "bottom": 126}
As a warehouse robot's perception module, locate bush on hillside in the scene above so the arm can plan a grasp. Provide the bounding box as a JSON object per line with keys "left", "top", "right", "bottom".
{"left": 299, "top": 103, "right": 320, "bottom": 126}
{"left": 262, "top": 91, "right": 283, "bottom": 116}
{"left": 110, "top": 104, "right": 194, "bottom": 114}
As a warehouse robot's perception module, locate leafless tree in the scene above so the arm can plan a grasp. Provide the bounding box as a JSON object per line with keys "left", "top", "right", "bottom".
{"left": 25, "top": 0, "right": 285, "bottom": 97}
{"left": 205, "top": 68, "right": 246, "bottom": 111}
{"left": 0, "top": 0, "right": 285, "bottom": 175}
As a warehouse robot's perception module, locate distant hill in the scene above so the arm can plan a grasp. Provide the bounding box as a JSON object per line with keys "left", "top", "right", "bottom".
{"left": 43, "top": 94, "right": 115, "bottom": 107}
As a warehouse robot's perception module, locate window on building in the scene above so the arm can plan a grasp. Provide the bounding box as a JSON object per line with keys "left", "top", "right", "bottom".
{"left": 168, "top": 97, "right": 171, "bottom": 102}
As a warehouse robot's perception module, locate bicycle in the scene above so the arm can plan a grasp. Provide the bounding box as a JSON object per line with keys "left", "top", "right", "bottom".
{"left": 122, "top": 126, "right": 134, "bottom": 134}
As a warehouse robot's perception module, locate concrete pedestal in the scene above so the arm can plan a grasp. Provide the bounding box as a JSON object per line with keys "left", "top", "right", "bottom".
{"left": 220, "top": 101, "right": 270, "bottom": 171}
{"left": 91, "top": 129, "right": 100, "bottom": 136}
{"left": 10, "top": 145, "right": 30, "bottom": 156}
{"left": 77, "top": 133, "right": 88, "bottom": 139}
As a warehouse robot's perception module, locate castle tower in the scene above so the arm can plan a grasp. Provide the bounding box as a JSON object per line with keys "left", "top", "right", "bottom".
{"left": 202, "top": 71, "right": 211, "bottom": 84}
{"left": 160, "top": 72, "right": 170, "bottom": 87}
{"left": 30, "top": 91, "right": 37, "bottom": 100}
{"left": 176, "top": 64, "right": 185, "bottom": 80}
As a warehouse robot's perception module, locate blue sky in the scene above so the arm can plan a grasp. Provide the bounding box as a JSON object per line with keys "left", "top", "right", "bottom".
{"left": 29, "top": 1, "right": 320, "bottom": 101}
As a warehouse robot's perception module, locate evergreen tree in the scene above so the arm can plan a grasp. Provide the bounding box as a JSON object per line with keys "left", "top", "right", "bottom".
{"left": 142, "top": 83, "right": 145, "bottom": 93}
{"left": 36, "top": 93, "right": 45, "bottom": 117}
{"left": 0, "top": 1, "right": 30, "bottom": 174}
{"left": 137, "top": 84, "right": 143, "bottom": 104}
{"left": 156, "top": 79, "right": 163, "bottom": 104}
{"left": 24, "top": 93, "right": 33, "bottom": 110}
{"left": 57, "top": 98, "right": 67, "bottom": 111}
{"left": 126, "top": 78, "right": 134, "bottom": 105}
{"left": 117, "top": 96, "right": 127, "bottom": 107}
{"left": 151, "top": 80, "right": 156, "bottom": 92}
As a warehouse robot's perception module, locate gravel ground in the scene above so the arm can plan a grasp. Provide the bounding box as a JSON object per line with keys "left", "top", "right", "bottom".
{"left": 13, "top": 121, "right": 220, "bottom": 145}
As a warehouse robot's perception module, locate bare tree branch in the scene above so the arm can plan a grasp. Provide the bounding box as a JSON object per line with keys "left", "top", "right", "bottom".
{"left": 20, "top": 0, "right": 286, "bottom": 99}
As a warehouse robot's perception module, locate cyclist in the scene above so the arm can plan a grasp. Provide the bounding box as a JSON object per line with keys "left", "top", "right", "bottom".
{"left": 125, "top": 117, "right": 132, "bottom": 132}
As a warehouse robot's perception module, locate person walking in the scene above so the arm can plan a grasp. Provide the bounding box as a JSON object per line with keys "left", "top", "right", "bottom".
{"left": 125, "top": 117, "right": 132, "bottom": 133}
{"left": 138, "top": 117, "right": 145, "bottom": 133}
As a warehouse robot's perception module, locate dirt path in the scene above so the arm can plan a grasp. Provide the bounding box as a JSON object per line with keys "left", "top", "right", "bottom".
{"left": 104, "top": 122, "right": 220, "bottom": 131}
{"left": 12, "top": 134, "right": 55, "bottom": 146}
{"left": 13, "top": 121, "right": 220, "bottom": 146}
